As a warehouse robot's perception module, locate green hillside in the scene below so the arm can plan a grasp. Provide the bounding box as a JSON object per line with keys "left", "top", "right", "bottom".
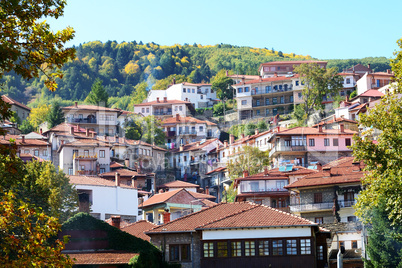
{"left": 0, "top": 41, "right": 391, "bottom": 108}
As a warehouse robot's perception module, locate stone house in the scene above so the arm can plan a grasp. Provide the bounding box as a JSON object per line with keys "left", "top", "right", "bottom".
{"left": 1, "top": 95, "right": 31, "bottom": 122}
{"left": 147, "top": 202, "right": 330, "bottom": 268}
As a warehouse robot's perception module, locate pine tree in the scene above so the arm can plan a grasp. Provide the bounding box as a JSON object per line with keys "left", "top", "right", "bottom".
{"left": 85, "top": 78, "right": 109, "bottom": 107}
{"left": 47, "top": 101, "right": 65, "bottom": 128}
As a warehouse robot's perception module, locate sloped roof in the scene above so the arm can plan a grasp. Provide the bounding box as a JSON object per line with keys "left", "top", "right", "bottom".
{"left": 1, "top": 95, "right": 31, "bottom": 111}
{"left": 99, "top": 168, "right": 147, "bottom": 178}
{"left": 199, "top": 199, "right": 217, "bottom": 207}
{"left": 62, "top": 104, "right": 121, "bottom": 113}
{"left": 272, "top": 126, "right": 357, "bottom": 136}
{"left": 135, "top": 100, "right": 191, "bottom": 106}
{"left": 0, "top": 135, "right": 50, "bottom": 146}
{"left": 69, "top": 175, "right": 134, "bottom": 189}
{"left": 285, "top": 157, "right": 365, "bottom": 189}
{"left": 312, "top": 117, "right": 358, "bottom": 127}
{"left": 171, "top": 138, "right": 220, "bottom": 153}
{"left": 43, "top": 122, "right": 96, "bottom": 138}
{"left": 182, "top": 82, "right": 212, "bottom": 86}
{"left": 66, "top": 252, "right": 138, "bottom": 265}
{"left": 139, "top": 188, "right": 184, "bottom": 208}
{"left": 358, "top": 89, "right": 384, "bottom": 97}
{"left": 158, "top": 180, "right": 200, "bottom": 189}
{"left": 234, "top": 75, "right": 295, "bottom": 86}
{"left": 189, "top": 191, "right": 217, "bottom": 200}
{"left": 110, "top": 161, "right": 125, "bottom": 169}
{"left": 236, "top": 166, "right": 317, "bottom": 182}
{"left": 198, "top": 205, "right": 316, "bottom": 230}
{"left": 205, "top": 166, "right": 227, "bottom": 175}
{"left": 122, "top": 220, "right": 158, "bottom": 242}
{"left": 162, "top": 116, "right": 216, "bottom": 126}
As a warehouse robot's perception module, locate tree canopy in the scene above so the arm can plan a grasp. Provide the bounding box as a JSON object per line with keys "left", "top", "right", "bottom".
{"left": 124, "top": 115, "right": 165, "bottom": 145}
{"left": 85, "top": 78, "right": 109, "bottom": 107}
{"left": 47, "top": 101, "right": 65, "bottom": 128}
{"left": 211, "top": 69, "right": 234, "bottom": 100}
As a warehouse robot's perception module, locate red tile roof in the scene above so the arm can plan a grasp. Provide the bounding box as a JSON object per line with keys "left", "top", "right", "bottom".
{"left": 66, "top": 251, "right": 138, "bottom": 265}
{"left": 62, "top": 104, "right": 121, "bottom": 113}
{"left": 272, "top": 126, "right": 357, "bottom": 137}
{"left": 110, "top": 161, "right": 125, "bottom": 169}
{"left": 139, "top": 188, "right": 184, "bottom": 208}
{"left": 121, "top": 220, "right": 158, "bottom": 242}
{"left": 1, "top": 95, "right": 31, "bottom": 111}
{"left": 285, "top": 157, "right": 365, "bottom": 189}
{"left": 199, "top": 199, "right": 217, "bottom": 207}
{"left": 0, "top": 135, "right": 50, "bottom": 146}
{"left": 171, "top": 138, "right": 220, "bottom": 153}
{"left": 228, "top": 74, "right": 260, "bottom": 80}
{"left": 205, "top": 166, "right": 227, "bottom": 175}
{"left": 358, "top": 89, "right": 384, "bottom": 97}
{"left": 99, "top": 168, "right": 147, "bottom": 178}
{"left": 147, "top": 202, "right": 317, "bottom": 234}
{"left": 312, "top": 117, "right": 358, "bottom": 127}
{"left": 69, "top": 175, "right": 134, "bottom": 189}
{"left": 134, "top": 100, "right": 191, "bottom": 106}
{"left": 162, "top": 116, "right": 217, "bottom": 126}
{"left": 189, "top": 191, "right": 217, "bottom": 200}
{"left": 234, "top": 75, "right": 295, "bottom": 86}
{"left": 43, "top": 122, "right": 96, "bottom": 137}
{"left": 198, "top": 205, "right": 316, "bottom": 230}
{"left": 19, "top": 153, "right": 46, "bottom": 162}
{"left": 235, "top": 166, "right": 316, "bottom": 182}
{"left": 158, "top": 180, "right": 200, "bottom": 189}
{"left": 182, "top": 82, "right": 212, "bottom": 86}
{"left": 260, "top": 60, "right": 327, "bottom": 66}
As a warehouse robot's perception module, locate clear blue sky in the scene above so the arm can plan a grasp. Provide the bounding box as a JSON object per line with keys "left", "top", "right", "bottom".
{"left": 48, "top": 0, "right": 402, "bottom": 60}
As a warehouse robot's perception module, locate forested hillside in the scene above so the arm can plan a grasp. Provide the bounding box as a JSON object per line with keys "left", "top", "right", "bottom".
{"left": 0, "top": 41, "right": 391, "bottom": 108}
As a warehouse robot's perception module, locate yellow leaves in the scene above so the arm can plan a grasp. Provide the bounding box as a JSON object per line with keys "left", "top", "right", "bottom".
{"left": 28, "top": 104, "right": 51, "bottom": 129}
{"left": 124, "top": 61, "right": 140, "bottom": 76}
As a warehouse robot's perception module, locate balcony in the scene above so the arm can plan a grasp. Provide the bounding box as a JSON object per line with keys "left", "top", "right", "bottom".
{"left": 251, "top": 86, "right": 293, "bottom": 96}
{"left": 290, "top": 201, "right": 334, "bottom": 213}
{"left": 166, "top": 131, "right": 176, "bottom": 137}
{"left": 154, "top": 111, "right": 172, "bottom": 116}
{"left": 240, "top": 187, "right": 288, "bottom": 193}
{"left": 252, "top": 101, "right": 293, "bottom": 107}
{"left": 269, "top": 145, "right": 307, "bottom": 157}
{"left": 67, "top": 117, "right": 97, "bottom": 124}
{"left": 338, "top": 200, "right": 356, "bottom": 208}
{"left": 73, "top": 153, "right": 98, "bottom": 160}
{"left": 178, "top": 130, "right": 197, "bottom": 135}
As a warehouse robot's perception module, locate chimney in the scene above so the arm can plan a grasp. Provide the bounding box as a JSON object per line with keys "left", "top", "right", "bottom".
{"left": 196, "top": 141, "right": 200, "bottom": 147}
{"left": 255, "top": 129, "right": 259, "bottom": 135}
{"left": 125, "top": 158, "right": 130, "bottom": 167}
{"left": 86, "top": 128, "right": 89, "bottom": 137}
{"left": 322, "top": 166, "right": 331, "bottom": 177}
{"left": 39, "top": 128, "right": 43, "bottom": 135}
{"left": 340, "top": 123, "right": 345, "bottom": 133}
{"left": 229, "top": 134, "right": 234, "bottom": 144}
{"left": 156, "top": 97, "right": 160, "bottom": 103}
{"left": 316, "top": 162, "right": 322, "bottom": 171}
{"left": 240, "top": 133, "right": 245, "bottom": 139}
{"left": 274, "top": 72, "right": 278, "bottom": 77}
{"left": 21, "top": 135, "right": 25, "bottom": 143}
{"left": 243, "top": 170, "right": 249, "bottom": 178}
{"left": 276, "top": 126, "right": 280, "bottom": 132}
{"left": 111, "top": 216, "right": 121, "bottom": 229}
{"left": 205, "top": 186, "right": 209, "bottom": 195}
{"left": 367, "top": 64, "right": 371, "bottom": 70}
{"left": 162, "top": 211, "right": 171, "bottom": 224}
{"left": 70, "top": 126, "right": 74, "bottom": 135}
{"left": 333, "top": 115, "right": 336, "bottom": 122}
{"left": 75, "top": 101, "right": 78, "bottom": 108}
{"left": 104, "top": 134, "right": 107, "bottom": 142}
{"left": 318, "top": 125, "right": 323, "bottom": 133}
{"left": 179, "top": 144, "right": 184, "bottom": 152}
{"left": 352, "top": 161, "right": 361, "bottom": 171}
{"left": 259, "top": 76, "right": 262, "bottom": 82}
{"left": 264, "top": 166, "right": 268, "bottom": 175}
{"left": 173, "top": 77, "right": 176, "bottom": 84}
{"left": 387, "top": 69, "right": 391, "bottom": 74}
{"left": 115, "top": 172, "right": 121, "bottom": 187}
{"left": 176, "top": 114, "right": 180, "bottom": 121}
{"left": 224, "top": 140, "right": 228, "bottom": 147}
{"left": 164, "top": 97, "right": 167, "bottom": 103}
{"left": 115, "top": 135, "right": 119, "bottom": 143}
{"left": 242, "top": 77, "right": 245, "bottom": 84}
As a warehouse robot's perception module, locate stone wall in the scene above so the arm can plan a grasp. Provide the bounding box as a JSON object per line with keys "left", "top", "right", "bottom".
{"left": 150, "top": 232, "right": 202, "bottom": 268}
{"left": 300, "top": 187, "right": 335, "bottom": 204}
{"left": 307, "top": 151, "right": 352, "bottom": 166}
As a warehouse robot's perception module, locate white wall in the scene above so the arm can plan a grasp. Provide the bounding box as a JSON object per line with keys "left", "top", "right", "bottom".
{"left": 75, "top": 184, "right": 138, "bottom": 220}
{"left": 202, "top": 226, "right": 312, "bottom": 240}
{"left": 356, "top": 72, "right": 369, "bottom": 95}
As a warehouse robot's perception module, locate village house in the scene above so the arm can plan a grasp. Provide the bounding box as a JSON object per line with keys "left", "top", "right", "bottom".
{"left": 1, "top": 95, "right": 31, "bottom": 122}
{"left": 133, "top": 98, "right": 195, "bottom": 118}
{"left": 0, "top": 134, "right": 51, "bottom": 161}
{"left": 147, "top": 202, "right": 330, "bottom": 268}
{"left": 203, "top": 166, "right": 228, "bottom": 202}
{"left": 312, "top": 115, "right": 359, "bottom": 132}
{"left": 162, "top": 114, "right": 220, "bottom": 148}
{"left": 69, "top": 174, "right": 139, "bottom": 222}
{"left": 234, "top": 166, "right": 317, "bottom": 212}
{"left": 147, "top": 81, "right": 217, "bottom": 109}
{"left": 259, "top": 60, "right": 327, "bottom": 78}
{"left": 268, "top": 125, "right": 357, "bottom": 168}
{"left": 62, "top": 103, "right": 122, "bottom": 136}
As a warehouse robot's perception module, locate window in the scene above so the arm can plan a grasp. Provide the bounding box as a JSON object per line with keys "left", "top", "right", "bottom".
{"left": 170, "top": 244, "right": 190, "bottom": 261}
{"left": 183, "top": 88, "right": 186, "bottom": 93}
{"left": 179, "top": 106, "right": 183, "bottom": 111}
{"left": 317, "top": 245, "right": 324, "bottom": 260}
{"left": 348, "top": 216, "right": 357, "bottom": 222}
{"left": 43, "top": 150, "right": 48, "bottom": 156}
{"left": 265, "top": 109, "right": 270, "bottom": 115}
{"left": 217, "top": 241, "right": 228, "bottom": 257}
{"left": 265, "top": 86, "right": 271, "bottom": 93}
{"left": 309, "top": 139, "right": 315, "bottom": 147}
{"left": 201, "top": 95, "right": 203, "bottom": 99}
{"left": 256, "top": 99, "right": 260, "bottom": 106}
{"left": 100, "top": 168, "right": 105, "bottom": 174}
{"left": 279, "top": 85, "right": 282, "bottom": 90}
{"left": 222, "top": 152, "right": 225, "bottom": 158}
{"left": 340, "top": 91, "right": 345, "bottom": 96}
{"left": 339, "top": 241, "right": 345, "bottom": 249}
{"left": 351, "top": 240, "right": 358, "bottom": 249}
{"left": 192, "top": 88, "right": 195, "bottom": 93}
{"left": 146, "top": 108, "right": 149, "bottom": 113}
{"left": 345, "top": 138, "right": 351, "bottom": 146}
{"left": 333, "top": 138, "right": 339, "bottom": 146}
{"left": 24, "top": 149, "right": 30, "bottom": 154}
{"left": 300, "top": 239, "right": 311, "bottom": 255}
{"left": 272, "top": 97, "right": 277, "bottom": 104}
{"left": 272, "top": 240, "right": 283, "bottom": 255}
{"left": 298, "top": 92, "right": 302, "bottom": 99}
{"left": 245, "top": 241, "right": 255, "bottom": 256}
{"left": 290, "top": 95, "right": 293, "bottom": 102}
{"left": 315, "top": 217, "right": 323, "bottom": 224}
{"left": 211, "top": 88, "right": 214, "bottom": 93}
{"left": 199, "top": 126, "right": 204, "bottom": 132}
{"left": 231, "top": 241, "right": 242, "bottom": 257}
{"left": 184, "top": 156, "right": 187, "bottom": 162}
{"left": 314, "top": 193, "right": 323, "bottom": 203}
{"left": 286, "top": 239, "right": 297, "bottom": 255}
{"left": 238, "top": 88, "right": 243, "bottom": 93}
{"left": 256, "top": 110, "right": 260, "bottom": 115}
{"left": 265, "top": 98, "right": 270, "bottom": 105}
{"left": 259, "top": 240, "right": 269, "bottom": 256}
{"left": 324, "top": 138, "right": 330, "bottom": 146}
{"left": 295, "top": 80, "right": 299, "bottom": 86}
{"left": 241, "top": 100, "right": 247, "bottom": 105}
{"left": 280, "top": 96, "right": 284, "bottom": 104}
{"left": 99, "top": 150, "right": 105, "bottom": 158}
{"left": 34, "top": 150, "right": 39, "bottom": 156}
{"left": 187, "top": 88, "right": 191, "bottom": 93}
{"left": 68, "top": 168, "right": 73, "bottom": 175}
{"left": 346, "top": 78, "right": 351, "bottom": 84}
{"left": 244, "top": 87, "right": 250, "bottom": 92}
{"left": 203, "top": 242, "right": 214, "bottom": 257}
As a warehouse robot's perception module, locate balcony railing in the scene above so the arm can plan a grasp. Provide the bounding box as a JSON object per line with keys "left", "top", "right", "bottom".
{"left": 73, "top": 153, "right": 98, "bottom": 160}
{"left": 75, "top": 170, "right": 97, "bottom": 175}
{"left": 252, "top": 101, "right": 293, "bottom": 107}
{"left": 338, "top": 200, "right": 356, "bottom": 208}
{"left": 240, "top": 187, "right": 287, "bottom": 193}
{"left": 154, "top": 111, "right": 172, "bottom": 116}
{"left": 178, "top": 130, "right": 197, "bottom": 135}
{"left": 269, "top": 145, "right": 307, "bottom": 157}
{"left": 290, "top": 201, "right": 334, "bottom": 213}
{"left": 166, "top": 131, "right": 176, "bottom": 137}
{"left": 251, "top": 87, "right": 293, "bottom": 96}
{"left": 67, "top": 118, "right": 97, "bottom": 124}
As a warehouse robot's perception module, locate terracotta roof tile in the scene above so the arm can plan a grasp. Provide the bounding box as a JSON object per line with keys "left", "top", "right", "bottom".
{"left": 182, "top": 82, "right": 212, "bottom": 86}
{"left": 134, "top": 100, "right": 191, "bottom": 106}
{"left": 139, "top": 188, "right": 184, "bottom": 208}
{"left": 121, "top": 220, "right": 158, "bottom": 242}
{"left": 66, "top": 251, "right": 137, "bottom": 265}
{"left": 205, "top": 166, "right": 227, "bottom": 175}
{"left": 1, "top": 95, "right": 31, "bottom": 111}
{"left": 234, "top": 75, "right": 295, "bottom": 86}
{"left": 199, "top": 199, "right": 217, "bottom": 207}
{"left": 0, "top": 135, "right": 50, "bottom": 146}
{"left": 358, "top": 89, "right": 384, "bottom": 97}
{"left": 189, "top": 191, "right": 217, "bottom": 200}
{"left": 110, "top": 161, "right": 125, "bottom": 169}
{"left": 312, "top": 117, "right": 358, "bottom": 127}
{"left": 236, "top": 166, "right": 317, "bottom": 182}
{"left": 158, "top": 180, "right": 200, "bottom": 189}
{"left": 69, "top": 175, "right": 134, "bottom": 189}
{"left": 273, "top": 126, "right": 357, "bottom": 136}
{"left": 162, "top": 116, "right": 216, "bottom": 126}
{"left": 99, "top": 168, "right": 147, "bottom": 178}
{"left": 198, "top": 205, "right": 316, "bottom": 230}
{"left": 171, "top": 138, "right": 220, "bottom": 153}
{"left": 62, "top": 104, "right": 121, "bottom": 113}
